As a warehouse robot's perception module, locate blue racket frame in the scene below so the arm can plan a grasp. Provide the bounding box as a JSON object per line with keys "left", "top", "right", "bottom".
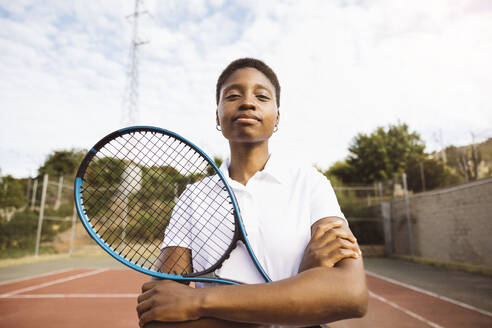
{"left": 74, "top": 126, "right": 271, "bottom": 285}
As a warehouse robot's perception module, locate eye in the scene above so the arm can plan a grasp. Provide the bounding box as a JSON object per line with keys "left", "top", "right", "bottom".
{"left": 225, "top": 94, "right": 240, "bottom": 100}
{"left": 256, "top": 94, "right": 270, "bottom": 101}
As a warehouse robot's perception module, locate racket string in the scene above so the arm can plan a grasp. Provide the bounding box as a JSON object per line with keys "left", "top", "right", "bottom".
{"left": 160, "top": 179, "right": 235, "bottom": 273}
{"left": 81, "top": 130, "right": 237, "bottom": 275}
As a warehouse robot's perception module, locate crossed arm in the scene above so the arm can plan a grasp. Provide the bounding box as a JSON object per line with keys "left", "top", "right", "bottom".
{"left": 137, "top": 217, "right": 368, "bottom": 327}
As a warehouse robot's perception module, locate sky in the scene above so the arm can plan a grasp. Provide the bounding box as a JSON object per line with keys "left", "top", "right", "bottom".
{"left": 0, "top": 0, "right": 491, "bottom": 178}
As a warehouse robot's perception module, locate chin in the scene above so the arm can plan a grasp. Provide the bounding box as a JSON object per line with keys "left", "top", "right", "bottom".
{"left": 228, "top": 134, "right": 270, "bottom": 144}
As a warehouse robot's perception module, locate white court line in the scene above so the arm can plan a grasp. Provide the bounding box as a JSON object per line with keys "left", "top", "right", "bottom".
{"left": 370, "top": 291, "right": 444, "bottom": 328}
{"left": 3, "top": 293, "right": 139, "bottom": 299}
{"left": 0, "top": 268, "right": 75, "bottom": 286}
{"left": 0, "top": 268, "right": 107, "bottom": 298}
{"left": 366, "top": 270, "right": 492, "bottom": 318}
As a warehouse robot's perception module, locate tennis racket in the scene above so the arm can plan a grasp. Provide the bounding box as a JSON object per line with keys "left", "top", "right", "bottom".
{"left": 74, "top": 126, "right": 270, "bottom": 285}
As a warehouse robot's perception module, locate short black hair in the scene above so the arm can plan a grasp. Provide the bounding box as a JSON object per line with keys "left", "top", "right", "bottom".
{"left": 216, "top": 58, "right": 281, "bottom": 107}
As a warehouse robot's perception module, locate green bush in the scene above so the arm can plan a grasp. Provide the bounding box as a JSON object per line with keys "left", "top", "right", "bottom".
{"left": 44, "top": 202, "right": 74, "bottom": 218}
{"left": 324, "top": 174, "right": 371, "bottom": 218}
{"left": 0, "top": 209, "right": 66, "bottom": 256}
{"left": 0, "top": 211, "right": 38, "bottom": 251}
{"left": 0, "top": 176, "right": 26, "bottom": 208}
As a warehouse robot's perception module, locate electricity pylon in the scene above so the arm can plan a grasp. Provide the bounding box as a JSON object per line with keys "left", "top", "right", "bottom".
{"left": 122, "top": 0, "right": 149, "bottom": 126}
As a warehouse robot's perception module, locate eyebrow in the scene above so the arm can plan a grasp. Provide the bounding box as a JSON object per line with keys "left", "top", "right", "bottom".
{"left": 222, "top": 83, "right": 273, "bottom": 95}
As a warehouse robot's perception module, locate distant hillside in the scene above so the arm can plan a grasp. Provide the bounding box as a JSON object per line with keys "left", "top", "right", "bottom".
{"left": 478, "top": 138, "right": 492, "bottom": 164}
{"left": 441, "top": 137, "right": 492, "bottom": 180}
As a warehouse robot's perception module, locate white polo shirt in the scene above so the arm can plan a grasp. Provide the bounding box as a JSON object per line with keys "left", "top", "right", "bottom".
{"left": 213, "top": 154, "right": 345, "bottom": 284}
{"left": 162, "top": 153, "right": 345, "bottom": 285}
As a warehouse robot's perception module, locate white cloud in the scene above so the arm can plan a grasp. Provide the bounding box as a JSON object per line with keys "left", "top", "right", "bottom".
{"left": 1, "top": 0, "right": 491, "bottom": 177}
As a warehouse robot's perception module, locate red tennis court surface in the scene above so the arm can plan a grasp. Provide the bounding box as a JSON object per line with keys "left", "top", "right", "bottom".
{"left": 0, "top": 268, "right": 490, "bottom": 328}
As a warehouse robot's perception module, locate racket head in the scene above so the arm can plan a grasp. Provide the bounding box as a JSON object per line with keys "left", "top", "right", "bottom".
{"left": 74, "top": 126, "right": 268, "bottom": 284}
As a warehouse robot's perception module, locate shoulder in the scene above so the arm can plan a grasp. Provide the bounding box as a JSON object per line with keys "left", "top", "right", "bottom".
{"left": 179, "top": 174, "right": 224, "bottom": 200}
{"left": 275, "top": 156, "right": 331, "bottom": 187}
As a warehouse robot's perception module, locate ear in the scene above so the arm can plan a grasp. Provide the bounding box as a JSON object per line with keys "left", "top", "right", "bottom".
{"left": 216, "top": 109, "right": 220, "bottom": 125}
{"left": 275, "top": 109, "right": 280, "bottom": 126}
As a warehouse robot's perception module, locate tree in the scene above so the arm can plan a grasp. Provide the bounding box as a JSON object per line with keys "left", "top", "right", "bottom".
{"left": 343, "top": 123, "right": 425, "bottom": 184}
{"left": 206, "top": 156, "right": 224, "bottom": 176}
{"left": 0, "top": 175, "right": 26, "bottom": 208}
{"left": 325, "top": 161, "right": 356, "bottom": 185}
{"left": 406, "top": 156, "right": 462, "bottom": 192}
{"left": 445, "top": 145, "right": 481, "bottom": 182}
{"left": 38, "top": 149, "right": 86, "bottom": 177}
{"left": 327, "top": 123, "right": 465, "bottom": 192}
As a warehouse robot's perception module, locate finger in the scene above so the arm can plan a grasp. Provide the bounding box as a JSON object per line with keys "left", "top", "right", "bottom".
{"left": 331, "top": 248, "right": 360, "bottom": 265}
{"left": 338, "top": 237, "right": 361, "bottom": 255}
{"left": 314, "top": 218, "right": 357, "bottom": 244}
{"left": 137, "top": 288, "right": 154, "bottom": 303}
{"left": 142, "top": 280, "right": 157, "bottom": 292}
{"left": 136, "top": 299, "right": 153, "bottom": 317}
{"left": 139, "top": 308, "right": 156, "bottom": 327}
{"left": 325, "top": 227, "right": 357, "bottom": 244}
{"left": 313, "top": 227, "right": 356, "bottom": 249}
{"left": 138, "top": 310, "right": 154, "bottom": 327}
{"left": 333, "top": 225, "right": 357, "bottom": 243}
{"left": 322, "top": 249, "right": 359, "bottom": 268}
{"left": 316, "top": 237, "right": 361, "bottom": 256}
{"left": 312, "top": 220, "right": 343, "bottom": 240}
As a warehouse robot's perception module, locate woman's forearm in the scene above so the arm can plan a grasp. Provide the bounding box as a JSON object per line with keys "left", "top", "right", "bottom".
{"left": 144, "top": 318, "right": 260, "bottom": 328}
{"left": 198, "top": 258, "right": 368, "bottom": 326}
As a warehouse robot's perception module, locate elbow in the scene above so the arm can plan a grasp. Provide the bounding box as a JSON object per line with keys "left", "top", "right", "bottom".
{"left": 345, "top": 280, "right": 369, "bottom": 319}
{"left": 317, "top": 277, "right": 369, "bottom": 323}
{"left": 318, "top": 284, "right": 368, "bottom": 323}
{"left": 324, "top": 274, "right": 368, "bottom": 321}
{"left": 351, "top": 290, "right": 368, "bottom": 318}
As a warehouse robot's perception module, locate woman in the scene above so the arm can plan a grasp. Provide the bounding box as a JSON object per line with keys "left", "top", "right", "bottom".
{"left": 136, "top": 58, "right": 368, "bottom": 328}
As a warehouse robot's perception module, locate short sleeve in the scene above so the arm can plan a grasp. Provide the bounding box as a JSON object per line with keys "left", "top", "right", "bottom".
{"left": 161, "top": 187, "right": 192, "bottom": 249}
{"left": 309, "top": 168, "right": 346, "bottom": 225}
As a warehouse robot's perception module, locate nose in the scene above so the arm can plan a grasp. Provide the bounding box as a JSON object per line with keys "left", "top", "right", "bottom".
{"left": 239, "top": 93, "right": 256, "bottom": 111}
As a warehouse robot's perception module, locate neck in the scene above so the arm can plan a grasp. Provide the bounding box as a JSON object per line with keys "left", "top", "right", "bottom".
{"left": 228, "top": 141, "right": 270, "bottom": 186}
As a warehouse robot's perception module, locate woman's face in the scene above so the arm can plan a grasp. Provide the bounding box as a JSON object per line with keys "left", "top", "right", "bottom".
{"left": 217, "top": 67, "right": 279, "bottom": 144}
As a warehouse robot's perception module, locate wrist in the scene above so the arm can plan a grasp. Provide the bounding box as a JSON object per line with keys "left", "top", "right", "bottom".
{"left": 196, "top": 286, "right": 213, "bottom": 318}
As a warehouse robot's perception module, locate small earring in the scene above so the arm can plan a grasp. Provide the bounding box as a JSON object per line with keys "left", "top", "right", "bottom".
{"left": 216, "top": 124, "right": 222, "bottom": 131}
{"left": 273, "top": 125, "right": 278, "bottom": 132}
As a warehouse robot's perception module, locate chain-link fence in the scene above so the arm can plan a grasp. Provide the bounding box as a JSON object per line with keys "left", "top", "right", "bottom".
{"left": 0, "top": 169, "right": 452, "bottom": 259}
{"left": 333, "top": 184, "right": 384, "bottom": 246}
{"left": 331, "top": 173, "right": 419, "bottom": 248}
{"left": 0, "top": 174, "right": 97, "bottom": 259}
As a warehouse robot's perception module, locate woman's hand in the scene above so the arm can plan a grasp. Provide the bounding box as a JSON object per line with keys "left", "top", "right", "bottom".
{"left": 298, "top": 217, "right": 361, "bottom": 272}
{"left": 137, "top": 280, "right": 205, "bottom": 327}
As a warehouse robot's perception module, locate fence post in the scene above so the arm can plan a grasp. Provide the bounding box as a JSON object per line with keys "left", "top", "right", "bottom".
{"left": 402, "top": 173, "right": 414, "bottom": 256}
{"left": 419, "top": 162, "right": 426, "bottom": 192}
{"left": 54, "top": 176, "right": 64, "bottom": 210}
{"left": 30, "top": 179, "right": 38, "bottom": 210}
{"left": 69, "top": 203, "right": 77, "bottom": 256}
{"left": 26, "top": 177, "right": 32, "bottom": 200}
{"left": 35, "top": 174, "right": 48, "bottom": 257}
{"left": 381, "top": 201, "right": 392, "bottom": 255}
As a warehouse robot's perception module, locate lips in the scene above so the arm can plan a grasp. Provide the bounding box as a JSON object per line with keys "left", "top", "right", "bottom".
{"left": 233, "top": 113, "right": 261, "bottom": 122}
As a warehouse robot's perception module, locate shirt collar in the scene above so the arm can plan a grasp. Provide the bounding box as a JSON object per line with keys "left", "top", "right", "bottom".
{"left": 219, "top": 153, "right": 286, "bottom": 186}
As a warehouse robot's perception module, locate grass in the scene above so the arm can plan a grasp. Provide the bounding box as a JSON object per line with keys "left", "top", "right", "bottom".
{"left": 0, "top": 245, "right": 57, "bottom": 260}
{"left": 0, "top": 246, "right": 107, "bottom": 268}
